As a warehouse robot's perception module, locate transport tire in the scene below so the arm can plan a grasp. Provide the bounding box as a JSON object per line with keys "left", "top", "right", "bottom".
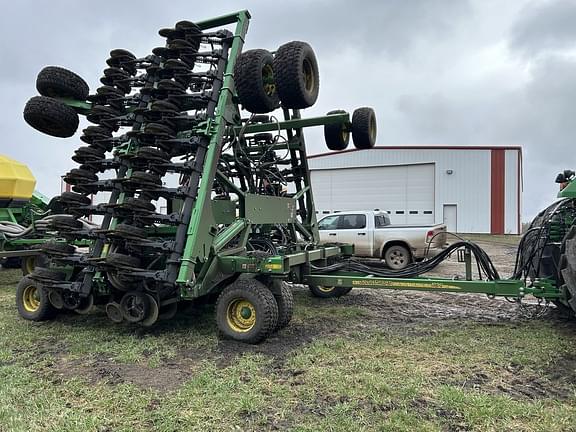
{"left": 216, "top": 279, "right": 279, "bottom": 343}
{"left": 234, "top": 49, "right": 280, "bottom": 113}
{"left": 51, "top": 215, "right": 83, "bottom": 231}
{"left": 351, "top": 107, "right": 377, "bottom": 149}
{"left": 23, "top": 96, "right": 79, "bottom": 138}
{"left": 272, "top": 281, "right": 294, "bottom": 331}
{"left": 20, "top": 250, "right": 49, "bottom": 276}
{"left": 308, "top": 284, "right": 350, "bottom": 298}
{"left": 273, "top": 41, "right": 319, "bottom": 109}
{"left": 36, "top": 66, "right": 89, "bottom": 100}
{"left": 384, "top": 244, "right": 412, "bottom": 270}
{"left": 324, "top": 110, "right": 350, "bottom": 151}
{"left": 16, "top": 276, "right": 57, "bottom": 321}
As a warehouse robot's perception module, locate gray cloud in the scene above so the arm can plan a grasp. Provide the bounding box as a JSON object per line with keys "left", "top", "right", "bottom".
{"left": 510, "top": 0, "right": 576, "bottom": 57}
{"left": 0, "top": 0, "right": 575, "bottom": 222}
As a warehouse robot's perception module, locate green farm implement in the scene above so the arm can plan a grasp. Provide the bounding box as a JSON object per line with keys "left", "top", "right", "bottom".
{"left": 17, "top": 10, "right": 576, "bottom": 343}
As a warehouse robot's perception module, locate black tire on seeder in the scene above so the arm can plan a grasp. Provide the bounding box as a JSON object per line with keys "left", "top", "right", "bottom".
{"left": 36, "top": 66, "right": 89, "bottom": 100}
{"left": 234, "top": 49, "right": 279, "bottom": 113}
{"left": 324, "top": 110, "right": 350, "bottom": 151}
{"left": 273, "top": 41, "right": 320, "bottom": 109}
{"left": 216, "top": 279, "right": 279, "bottom": 343}
{"left": 308, "top": 284, "right": 351, "bottom": 298}
{"left": 16, "top": 276, "right": 57, "bottom": 321}
{"left": 558, "top": 226, "right": 576, "bottom": 315}
{"left": 23, "top": 96, "right": 79, "bottom": 138}
{"left": 271, "top": 281, "right": 294, "bottom": 331}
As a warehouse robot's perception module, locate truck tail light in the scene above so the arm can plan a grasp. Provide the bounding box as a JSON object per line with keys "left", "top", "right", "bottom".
{"left": 426, "top": 230, "right": 434, "bottom": 242}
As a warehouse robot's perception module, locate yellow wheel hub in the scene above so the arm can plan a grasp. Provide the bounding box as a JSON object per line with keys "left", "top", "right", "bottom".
{"left": 262, "top": 64, "right": 276, "bottom": 97}
{"left": 303, "top": 58, "right": 315, "bottom": 92}
{"left": 226, "top": 299, "right": 256, "bottom": 332}
{"left": 22, "top": 284, "right": 40, "bottom": 313}
{"left": 317, "top": 285, "right": 335, "bottom": 293}
{"left": 23, "top": 257, "right": 35, "bottom": 275}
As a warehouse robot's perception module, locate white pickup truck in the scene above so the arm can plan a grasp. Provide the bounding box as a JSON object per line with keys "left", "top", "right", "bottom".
{"left": 317, "top": 210, "right": 447, "bottom": 269}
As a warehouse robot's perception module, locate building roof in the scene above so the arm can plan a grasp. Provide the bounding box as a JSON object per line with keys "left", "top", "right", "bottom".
{"left": 308, "top": 145, "right": 523, "bottom": 159}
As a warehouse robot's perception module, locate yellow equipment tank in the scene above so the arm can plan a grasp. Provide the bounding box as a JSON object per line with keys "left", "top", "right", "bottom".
{"left": 0, "top": 155, "right": 36, "bottom": 205}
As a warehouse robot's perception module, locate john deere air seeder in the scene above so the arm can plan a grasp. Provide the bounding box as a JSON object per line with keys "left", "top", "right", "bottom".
{"left": 19, "top": 10, "right": 576, "bottom": 343}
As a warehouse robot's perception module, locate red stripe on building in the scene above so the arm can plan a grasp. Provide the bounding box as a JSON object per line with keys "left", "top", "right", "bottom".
{"left": 490, "top": 149, "right": 505, "bottom": 234}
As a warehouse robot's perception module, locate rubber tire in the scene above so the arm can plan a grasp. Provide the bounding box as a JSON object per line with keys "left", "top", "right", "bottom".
{"left": 16, "top": 276, "right": 57, "bottom": 321}
{"left": 216, "top": 279, "right": 279, "bottom": 344}
{"left": 234, "top": 49, "right": 280, "bottom": 113}
{"left": 59, "top": 191, "right": 91, "bottom": 206}
{"left": 105, "top": 253, "right": 140, "bottom": 268}
{"left": 121, "top": 198, "right": 155, "bottom": 212}
{"left": 112, "top": 224, "right": 146, "bottom": 239}
{"left": 20, "top": 253, "right": 49, "bottom": 276}
{"left": 352, "top": 107, "right": 377, "bottom": 149}
{"left": 36, "top": 66, "right": 89, "bottom": 100}
{"left": 559, "top": 226, "right": 576, "bottom": 314}
{"left": 51, "top": 216, "right": 83, "bottom": 231}
{"left": 40, "top": 241, "right": 75, "bottom": 256}
{"left": 30, "top": 267, "right": 66, "bottom": 282}
{"left": 273, "top": 281, "right": 294, "bottom": 331}
{"left": 384, "top": 244, "right": 412, "bottom": 270}
{"left": 273, "top": 41, "right": 320, "bottom": 109}
{"left": 324, "top": 110, "right": 350, "bottom": 151}
{"left": 308, "top": 284, "right": 350, "bottom": 298}
{"left": 23, "top": 96, "right": 79, "bottom": 138}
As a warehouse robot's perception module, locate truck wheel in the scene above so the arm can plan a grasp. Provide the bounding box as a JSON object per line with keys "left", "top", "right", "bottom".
{"left": 23, "top": 96, "right": 79, "bottom": 138}
{"left": 216, "top": 279, "right": 278, "bottom": 343}
{"left": 273, "top": 41, "right": 319, "bottom": 109}
{"left": 324, "top": 110, "right": 350, "bottom": 151}
{"left": 273, "top": 281, "right": 294, "bottom": 331}
{"left": 308, "top": 284, "right": 350, "bottom": 298}
{"left": 234, "top": 49, "right": 279, "bottom": 113}
{"left": 36, "top": 66, "right": 90, "bottom": 100}
{"left": 16, "top": 276, "right": 57, "bottom": 321}
{"left": 384, "top": 245, "right": 412, "bottom": 270}
{"left": 351, "top": 107, "right": 377, "bottom": 149}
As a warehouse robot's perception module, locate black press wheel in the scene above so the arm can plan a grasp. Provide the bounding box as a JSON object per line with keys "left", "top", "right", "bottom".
{"left": 324, "top": 110, "right": 350, "bottom": 151}
{"left": 272, "top": 281, "right": 294, "bottom": 331}
{"left": 273, "top": 41, "right": 320, "bottom": 109}
{"left": 308, "top": 284, "right": 351, "bottom": 298}
{"left": 216, "top": 279, "right": 279, "bottom": 344}
{"left": 234, "top": 49, "right": 279, "bottom": 113}
{"left": 23, "top": 96, "right": 79, "bottom": 138}
{"left": 351, "top": 107, "right": 377, "bottom": 149}
{"left": 16, "top": 276, "right": 57, "bottom": 321}
{"left": 384, "top": 244, "right": 412, "bottom": 270}
{"left": 36, "top": 66, "right": 89, "bottom": 100}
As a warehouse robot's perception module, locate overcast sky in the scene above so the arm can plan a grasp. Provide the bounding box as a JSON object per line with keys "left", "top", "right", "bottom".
{"left": 1, "top": 0, "right": 575, "bottom": 221}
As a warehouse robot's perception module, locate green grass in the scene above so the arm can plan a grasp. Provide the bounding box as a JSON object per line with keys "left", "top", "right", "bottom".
{"left": 1, "top": 269, "right": 575, "bottom": 431}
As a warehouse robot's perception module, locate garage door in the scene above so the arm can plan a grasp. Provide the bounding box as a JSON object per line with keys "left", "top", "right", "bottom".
{"left": 311, "top": 163, "right": 435, "bottom": 224}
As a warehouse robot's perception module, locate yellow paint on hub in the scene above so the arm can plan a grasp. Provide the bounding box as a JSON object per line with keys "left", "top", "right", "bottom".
{"left": 0, "top": 155, "right": 36, "bottom": 200}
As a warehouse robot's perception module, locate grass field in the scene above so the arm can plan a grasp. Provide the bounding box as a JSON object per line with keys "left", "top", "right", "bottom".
{"left": 1, "top": 267, "right": 576, "bottom": 432}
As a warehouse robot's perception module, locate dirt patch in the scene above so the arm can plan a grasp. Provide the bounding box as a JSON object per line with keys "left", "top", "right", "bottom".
{"left": 50, "top": 353, "right": 196, "bottom": 392}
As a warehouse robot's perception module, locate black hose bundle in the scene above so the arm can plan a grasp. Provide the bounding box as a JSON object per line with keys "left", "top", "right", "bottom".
{"left": 311, "top": 240, "right": 501, "bottom": 280}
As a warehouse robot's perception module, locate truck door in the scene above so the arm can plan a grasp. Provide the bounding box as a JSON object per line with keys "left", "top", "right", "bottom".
{"left": 336, "top": 214, "right": 371, "bottom": 256}
{"left": 317, "top": 215, "right": 340, "bottom": 243}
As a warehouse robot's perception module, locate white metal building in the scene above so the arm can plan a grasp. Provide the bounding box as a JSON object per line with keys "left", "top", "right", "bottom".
{"left": 308, "top": 146, "right": 522, "bottom": 234}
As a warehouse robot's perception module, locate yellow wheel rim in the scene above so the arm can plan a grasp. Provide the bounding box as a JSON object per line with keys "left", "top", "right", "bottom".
{"left": 262, "top": 64, "right": 276, "bottom": 97}
{"left": 226, "top": 299, "right": 256, "bottom": 333}
{"left": 318, "top": 286, "right": 335, "bottom": 293}
{"left": 303, "top": 58, "right": 315, "bottom": 92}
{"left": 23, "top": 257, "right": 35, "bottom": 275}
{"left": 22, "top": 284, "right": 40, "bottom": 313}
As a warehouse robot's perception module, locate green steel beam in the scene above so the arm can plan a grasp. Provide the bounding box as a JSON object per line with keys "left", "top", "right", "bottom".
{"left": 176, "top": 10, "right": 250, "bottom": 285}
{"left": 236, "top": 113, "right": 350, "bottom": 135}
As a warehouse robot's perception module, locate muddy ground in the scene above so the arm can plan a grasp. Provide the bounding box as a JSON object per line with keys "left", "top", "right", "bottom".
{"left": 39, "top": 239, "right": 576, "bottom": 400}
